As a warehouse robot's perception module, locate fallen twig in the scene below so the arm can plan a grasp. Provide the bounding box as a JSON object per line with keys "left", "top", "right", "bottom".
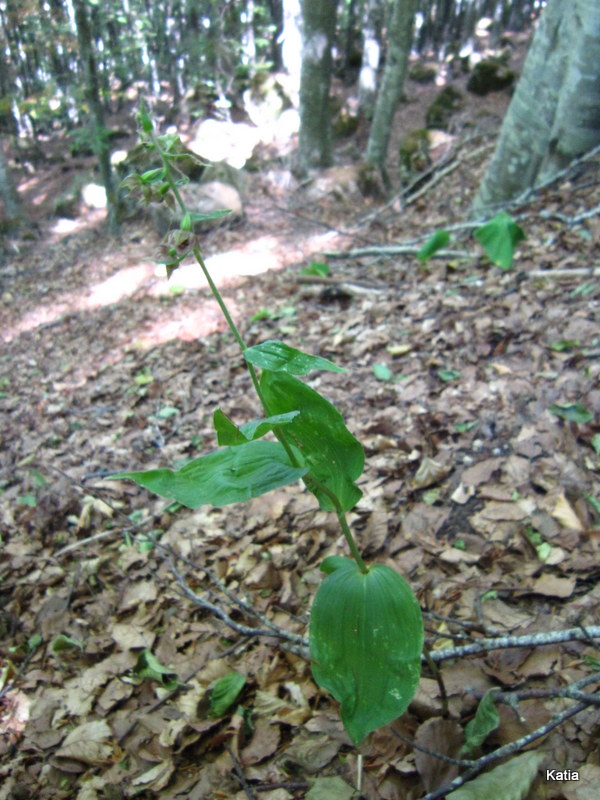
{"left": 467, "top": 670, "right": 600, "bottom": 707}
{"left": 324, "top": 245, "right": 473, "bottom": 259}
{"left": 427, "top": 626, "right": 600, "bottom": 662}
{"left": 226, "top": 743, "right": 256, "bottom": 800}
{"left": 528, "top": 266, "right": 600, "bottom": 279}
{"left": 420, "top": 701, "right": 589, "bottom": 800}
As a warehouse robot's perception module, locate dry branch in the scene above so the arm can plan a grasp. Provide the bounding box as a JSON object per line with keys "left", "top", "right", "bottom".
{"left": 419, "top": 701, "right": 589, "bottom": 800}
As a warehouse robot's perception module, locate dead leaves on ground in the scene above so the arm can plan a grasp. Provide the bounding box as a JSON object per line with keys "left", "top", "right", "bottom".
{"left": 1, "top": 151, "right": 600, "bottom": 799}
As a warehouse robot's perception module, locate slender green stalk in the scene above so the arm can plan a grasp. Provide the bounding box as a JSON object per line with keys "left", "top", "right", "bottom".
{"left": 149, "top": 123, "right": 367, "bottom": 574}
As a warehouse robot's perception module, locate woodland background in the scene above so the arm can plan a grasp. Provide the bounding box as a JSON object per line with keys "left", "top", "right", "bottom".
{"left": 1, "top": 1, "right": 599, "bottom": 799}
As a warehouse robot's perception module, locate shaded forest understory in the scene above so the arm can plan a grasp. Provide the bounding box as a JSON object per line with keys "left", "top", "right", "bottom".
{"left": 1, "top": 60, "right": 600, "bottom": 800}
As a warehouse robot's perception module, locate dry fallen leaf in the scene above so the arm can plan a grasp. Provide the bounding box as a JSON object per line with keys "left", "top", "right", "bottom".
{"left": 552, "top": 491, "right": 584, "bottom": 531}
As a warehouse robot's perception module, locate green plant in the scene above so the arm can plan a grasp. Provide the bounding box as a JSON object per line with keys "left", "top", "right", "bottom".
{"left": 417, "top": 212, "right": 526, "bottom": 269}
{"left": 110, "top": 106, "right": 424, "bottom": 747}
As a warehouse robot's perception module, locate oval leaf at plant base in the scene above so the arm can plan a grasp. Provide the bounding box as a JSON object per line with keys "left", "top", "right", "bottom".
{"left": 109, "top": 440, "right": 308, "bottom": 508}
{"left": 310, "top": 557, "right": 423, "bottom": 746}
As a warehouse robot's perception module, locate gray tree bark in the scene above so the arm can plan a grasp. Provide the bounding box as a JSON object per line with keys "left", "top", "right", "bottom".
{"left": 72, "top": 0, "right": 118, "bottom": 232}
{"left": 365, "top": 0, "right": 417, "bottom": 167}
{"left": 473, "top": 0, "right": 600, "bottom": 215}
{"left": 0, "top": 140, "right": 22, "bottom": 223}
{"left": 358, "top": 0, "right": 383, "bottom": 119}
{"left": 296, "top": 0, "right": 337, "bottom": 174}
{"left": 281, "top": 0, "right": 303, "bottom": 90}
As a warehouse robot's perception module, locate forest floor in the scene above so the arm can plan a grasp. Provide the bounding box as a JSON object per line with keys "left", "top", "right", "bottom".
{"left": 1, "top": 51, "right": 600, "bottom": 800}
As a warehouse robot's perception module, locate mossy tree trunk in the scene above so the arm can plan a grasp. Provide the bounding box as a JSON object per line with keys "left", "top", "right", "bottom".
{"left": 72, "top": 0, "right": 118, "bottom": 233}
{"left": 0, "top": 139, "right": 22, "bottom": 225}
{"left": 365, "top": 0, "right": 417, "bottom": 169}
{"left": 358, "top": 0, "right": 383, "bottom": 119}
{"left": 473, "top": 0, "right": 600, "bottom": 215}
{"left": 296, "top": 0, "right": 338, "bottom": 175}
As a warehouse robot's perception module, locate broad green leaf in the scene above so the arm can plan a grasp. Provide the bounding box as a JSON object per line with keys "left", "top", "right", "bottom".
{"left": 454, "top": 420, "right": 477, "bottom": 433}
{"left": 210, "top": 671, "right": 246, "bottom": 717}
{"left": 245, "top": 340, "right": 345, "bottom": 375}
{"left": 260, "top": 371, "right": 364, "bottom": 512}
{"left": 550, "top": 339, "right": 579, "bottom": 352}
{"left": 438, "top": 369, "right": 460, "bottom": 382}
{"left": 27, "top": 633, "right": 42, "bottom": 651}
{"left": 156, "top": 405, "right": 179, "bottom": 419}
{"left": 474, "top": 212, "right": 525, "bottom": 270}
{"left": 137, "top": 104, "right": 153, "bottom": 133}
{"left": 213, "top": 409, "right": 299, "bottom": 446}
{"left": 249, "top": 309, "right": 273, "bottom": 322}
{"left": 140, "top": 167, "right": 165, "bottom": 183}
{"left": 134, "top": 367, "right": 154, "bottom": 386}
{"left": 52, "top": 634, "right": 84, "bottom": 653}
{"left": 109, "top": 440, "right": 308, "bottom": 509}
{"left": 131, "top": 650, "right": 180, "bottom": 690}
{"left": 548, "top": 402, "right": 593, "bottom": 423}
{"left": 590, "top": 435, "right": 600, "bottom": 456}
{"left": 447, "top": 751, "right": 545, "bottom": 800}
{"left": 301, "top": 261, "right": 330, "bottom": 277}
{"left": 310, "top": 558, "right": 423, "bottom": 746}
{"left": 461, "top": 689, "right": 499, "bottom": 754}
{"left": 373, "top": 363, "right": 393, "bottom": 381}
{"left": 417, "top": 230, "right": 450, "bottom": 262}
{"left": 320, "top": 555, "right": 352, "bottom": 575}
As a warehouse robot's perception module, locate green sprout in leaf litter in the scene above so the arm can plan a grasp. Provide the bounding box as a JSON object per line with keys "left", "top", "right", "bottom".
{"left": 108, "top": 108, "right": 423, "bottom": 749}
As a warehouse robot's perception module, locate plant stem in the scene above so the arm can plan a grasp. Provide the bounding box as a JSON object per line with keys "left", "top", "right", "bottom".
{"left": 338, "top": 509, "right": 369, "bottom": 573}
{"left": 150, "top": 123, "right": 368, "bottom": 574}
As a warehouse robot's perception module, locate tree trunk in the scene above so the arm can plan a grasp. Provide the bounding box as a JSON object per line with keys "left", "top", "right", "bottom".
{"left": 72, "top": 0, "right": 118, "bottom": 232}
{"left": 358, "top": 0, "right": 382, "bottom": 118}
{"left": 296, "top": 0, "right": 337, "bottom": 174}
{"left": 0, "top": 139, "right": 22, "bottom": 223}
{"left": 473, "top": 0, "right": 600, "bottom": 214}
{"left": 281, "top": 0, "right": 303, "bottom": 96}
{"left": 365, "top": 0, "right": 417, "bottom": 167}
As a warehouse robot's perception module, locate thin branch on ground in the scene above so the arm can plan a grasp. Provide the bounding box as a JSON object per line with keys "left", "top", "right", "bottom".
{"left": 225, "top": 744, "right": 256, "bottom": 800}
{"left": 168, "top": 555, "right": 294, "bottom": 642}
{"left": 391, "top": 726, "right": 474, "bottom": 769}
{"left": 420, "top": 701, "right": 589, "bottom": 800}
{"left": 149, "top": 532, "right": 309, "bottom": 652}
{"left": 427, "top": 626, "right": 600, "bottom": 662}
{"left": 468, "top": 671, "right": 600, "bottom": 707}
{"left": 405, "top": 160, "right": 461, "bottom": 206}
{"left": 325, "top": 245, "right": 474, "bottom": 259}
{"left": 529, "top": 266, "right": 600, "bottom": 279}
{"left": 539, "top": 202, "right": 600, "bottom": 226}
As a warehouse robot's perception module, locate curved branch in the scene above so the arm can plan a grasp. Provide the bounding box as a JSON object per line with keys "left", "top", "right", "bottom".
{"left": 426, "top": 626, "right": 600, "bottom": 662}
{"left": 420, "top": 700, "right": 589, "bottom": 800}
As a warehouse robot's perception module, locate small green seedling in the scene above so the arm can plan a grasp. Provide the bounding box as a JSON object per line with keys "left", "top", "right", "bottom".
{"left": 418, "top": 212, "right": 525, "bottom": 270}
{"left": 109, "top": 106, "right": 424, "bottom": 746}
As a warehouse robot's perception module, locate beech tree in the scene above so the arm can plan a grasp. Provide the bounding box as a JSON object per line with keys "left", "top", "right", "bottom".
{"left": 296, "top": 0, "right": 338, "bottom": 174}
{"left": 72, "top": 0, "right": 118, "bottom": 232}
{"left": 0, "top": 139, "right": 22, "bottom": 224}
{"left": 365, "top": 0, "right": 417, "bottom": 169}
{"left": 473, "top": 0, "right": 600, "bottom": 214}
